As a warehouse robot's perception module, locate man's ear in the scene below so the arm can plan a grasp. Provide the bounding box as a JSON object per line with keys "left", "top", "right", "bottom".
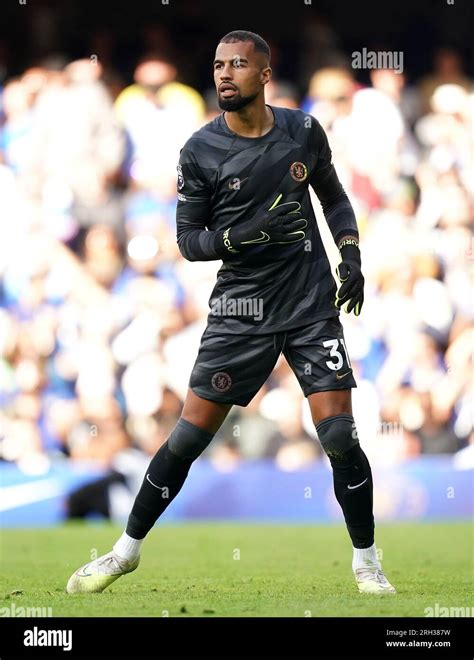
{"left": 261, "top": 66, "right": 272, "bottom": 86}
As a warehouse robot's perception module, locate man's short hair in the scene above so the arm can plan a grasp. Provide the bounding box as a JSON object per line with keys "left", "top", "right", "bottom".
{"left": 219, "top": 30, "right": 271, "bottom": 61}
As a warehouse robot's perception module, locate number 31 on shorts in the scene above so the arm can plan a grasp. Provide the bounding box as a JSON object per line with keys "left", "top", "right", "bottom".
{"left": 323, "top": 338, "right": 352, "bottom": 371}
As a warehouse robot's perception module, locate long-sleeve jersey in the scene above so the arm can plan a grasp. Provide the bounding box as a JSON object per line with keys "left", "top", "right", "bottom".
{"left": 176, "top": 105, "right": 358, "bottom": 335}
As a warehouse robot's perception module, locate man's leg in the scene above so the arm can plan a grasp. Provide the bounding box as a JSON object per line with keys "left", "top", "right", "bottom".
{"left": 67, "top": 324, "right": 280, "bottom": 594}
{"left": 66, "top": 389, "right": 232, "bottom": 593}
{"left": 117, "top": 389, "right": 232, "bottom": 548}
{"left": 308, "top": 390, "right": 374, "bottom": 548}
{"left": 283, "top": 317, "right": 395, "bottom": 594}
{"left": 308, "top": 389, "right": 395, "bottom": 593}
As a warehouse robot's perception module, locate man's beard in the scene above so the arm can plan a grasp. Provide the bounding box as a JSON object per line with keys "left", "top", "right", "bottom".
{"left": 218, "top": 91, "right": 258, "bottom": 111}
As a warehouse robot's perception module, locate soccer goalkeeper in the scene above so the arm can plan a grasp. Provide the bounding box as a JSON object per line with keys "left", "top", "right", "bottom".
{"left": 67, "top": 30, "right": 395, "bottom": 595}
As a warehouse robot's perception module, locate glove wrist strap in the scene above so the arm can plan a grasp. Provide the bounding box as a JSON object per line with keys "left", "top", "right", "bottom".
{"left": 221, "top": 228, "right": 240, "bottom": 254}
{"left": 339, "top": 239, "right": 361, "bottom": 265}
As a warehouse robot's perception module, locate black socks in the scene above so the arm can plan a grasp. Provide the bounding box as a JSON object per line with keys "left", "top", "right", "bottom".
{"left": 327, "top": 444, "right": 375, "bottom": 549}
{"left": 126, "top": 419, "right": 215, "bottom": 539}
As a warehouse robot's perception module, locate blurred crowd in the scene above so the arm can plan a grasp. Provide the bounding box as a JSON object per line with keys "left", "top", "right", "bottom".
{"left": 0, "top": 36, "right": 472, "bottom": 477}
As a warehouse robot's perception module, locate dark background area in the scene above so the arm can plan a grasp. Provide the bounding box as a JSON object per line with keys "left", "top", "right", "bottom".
{"left": 1, "top": 0, "right": 472, "bottom": 91}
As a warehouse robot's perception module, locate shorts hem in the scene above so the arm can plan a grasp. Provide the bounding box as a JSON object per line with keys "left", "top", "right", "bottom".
{"left": 303, "top": 381, "right": 357, "bottom": 397}
{"left": 190, "top": 386, "right": 251, "bottom": 407}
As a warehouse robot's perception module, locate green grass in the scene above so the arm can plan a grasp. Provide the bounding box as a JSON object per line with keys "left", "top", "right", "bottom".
{"left": 0, "top": 522, "right": 472, "bottom": 617}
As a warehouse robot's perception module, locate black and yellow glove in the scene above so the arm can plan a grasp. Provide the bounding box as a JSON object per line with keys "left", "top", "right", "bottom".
{"left": 335, "top": 238, "right": 364, "bottom": 316}
{"left": 216, "top": 194, "right": 307, "bottom": 255}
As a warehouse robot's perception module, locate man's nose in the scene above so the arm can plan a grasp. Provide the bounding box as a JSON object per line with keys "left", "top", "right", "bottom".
{"left": 220, "top": 64, "right": 233, "bottom": 80}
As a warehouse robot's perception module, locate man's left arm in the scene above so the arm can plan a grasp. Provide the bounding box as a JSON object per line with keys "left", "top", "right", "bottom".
{"left": 308, "top": 117, "right": 364, "bottom": 316}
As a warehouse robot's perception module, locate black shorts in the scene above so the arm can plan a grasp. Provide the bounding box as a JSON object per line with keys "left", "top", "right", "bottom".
{"left": 189, "top": 316, "right": 357, "bottom": 407}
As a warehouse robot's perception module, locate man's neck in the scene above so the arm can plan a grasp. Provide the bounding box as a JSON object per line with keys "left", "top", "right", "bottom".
{"left": 224, "top": 102, "right": 274, "bottom": 138}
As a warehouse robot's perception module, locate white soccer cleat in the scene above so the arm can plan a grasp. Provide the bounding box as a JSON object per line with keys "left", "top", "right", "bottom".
{"left": 355, "top": 566, "right": 397, "bottom": 594}
{"left": 66, "top": 551, "right": 140, "bottom": 594}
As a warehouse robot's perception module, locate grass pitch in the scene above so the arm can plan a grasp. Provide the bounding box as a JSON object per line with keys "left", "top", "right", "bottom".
{"left": 0, "top": 522, "right": 471, "bottom": 617}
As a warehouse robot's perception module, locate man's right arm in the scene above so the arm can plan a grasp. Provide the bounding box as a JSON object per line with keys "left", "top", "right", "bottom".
{"left": 176, "top": 146, "right": 227, "bottom": 262}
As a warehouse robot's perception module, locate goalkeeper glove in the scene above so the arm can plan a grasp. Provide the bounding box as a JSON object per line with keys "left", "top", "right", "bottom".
{"left": 216, "top": 193, "right": 307, "bottom": 255}
{"left": 335, "top": 238, "right": 364, "bottom": 316}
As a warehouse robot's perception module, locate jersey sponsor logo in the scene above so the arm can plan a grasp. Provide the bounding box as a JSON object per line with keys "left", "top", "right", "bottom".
{"left": 289, "top": 161, "right": 308, "bottom": 182}
{"left": 177, "top": 164, "right": 185, "bottom": 190}
{"left": 211, "top": 371, "right": 232, "bottom": 393}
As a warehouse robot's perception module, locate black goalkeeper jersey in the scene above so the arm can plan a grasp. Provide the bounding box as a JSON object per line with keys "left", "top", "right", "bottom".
{"left": 176, "top": 105, "right": 357, "bottom": 335}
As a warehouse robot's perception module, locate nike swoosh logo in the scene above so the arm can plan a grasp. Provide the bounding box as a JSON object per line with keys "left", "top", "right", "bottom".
{"left": 242, "top": 231, "right": 270, "bottom": 245}
{"left": 76, "top": 565, "right": 93, "bottom": 577}
{"left": 146, "top": 474, "right": 166, "bottom": 490}
{"left": 0, "top": 478, "right": 61, "bottom": 512}
{"left": 348, "top": 478, "right": 368, "bottom": 490}
{"left": 336, "top": 370, "right": 352, "bottom": 380}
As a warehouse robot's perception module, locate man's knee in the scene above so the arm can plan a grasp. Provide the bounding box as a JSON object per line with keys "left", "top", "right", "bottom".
{"left": 181, "top": 388, "right": 231, "bottom": 434}
{"left": 315, "top": 413, "right": 358, "bottom": 459}
{"left": 168, "top": 417, "right": 216, "bottom": 461}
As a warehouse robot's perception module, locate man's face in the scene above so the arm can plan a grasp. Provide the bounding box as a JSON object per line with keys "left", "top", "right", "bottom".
{"left": 214, "top": 41, "right": 271, "bottom": 111}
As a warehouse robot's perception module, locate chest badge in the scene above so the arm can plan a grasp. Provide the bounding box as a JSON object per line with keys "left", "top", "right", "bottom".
{"left": 290, "top": 162, "right": 308, "bottom": 182}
